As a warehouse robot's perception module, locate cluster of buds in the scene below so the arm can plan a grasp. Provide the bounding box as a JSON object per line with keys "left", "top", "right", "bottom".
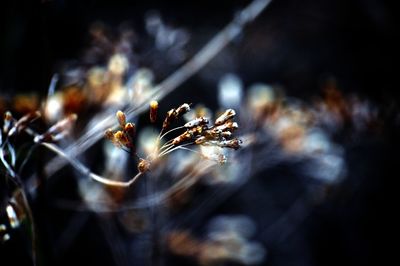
{"left": 104, "top": 111, "right": 136, "bottom": 150}
{"left": 104, "top": 101, "right": 241, "bottom": 179}
{"left": 172, "top": 109, "right": 241, "bottom": 150}
{"left": 162, "top": 103, "right": 191, "bottom": 131}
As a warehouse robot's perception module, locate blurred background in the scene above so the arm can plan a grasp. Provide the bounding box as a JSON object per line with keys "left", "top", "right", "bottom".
{"left": 0, "top": 0, "right": 398, "bottom": 265}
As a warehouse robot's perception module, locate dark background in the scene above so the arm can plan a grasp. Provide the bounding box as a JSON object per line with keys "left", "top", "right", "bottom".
{"left": 1, "top": 0, "right": 397, "bottom": 265}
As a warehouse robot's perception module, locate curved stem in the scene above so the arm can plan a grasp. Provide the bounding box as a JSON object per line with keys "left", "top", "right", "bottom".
{"left": 159, "top": 126, "right": 185, "bottom": 141}
{"left": 159, "top": 142, "right": 174, "bottom": 152}
{"left": 41, "top": 142, "right": 142, "bottom": 187}
{"left": 158, "top": 142, "right": 194, "bottom": 158}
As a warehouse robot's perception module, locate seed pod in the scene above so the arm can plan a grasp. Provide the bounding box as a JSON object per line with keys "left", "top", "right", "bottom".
{"left": 217, "top": 138, "right": 242, "bottom": 150}
{"left": 195, "top": 136, "right": 207, "bottom": 145}
{"left": 162, "top": 108, "right": 176, "bottom": 130}
{"left": 149, "top": 100, "right": 158, "bottom": 123}
{"left": 137, "top": 158, "right": 151, "bottom": 173}
{"left": 188, "top": 125, "right": 205, "bottom": 136}
{"left": 215, "top": 109, "right": 236, "bottom": 126}
{"left": 105, "top": 128, "right": 122, "bottom": 147}
{"left": 184, "top": 117, "right": 209, "bottom": 128}
{"left": 116, "top": 110, "right": 126, "bottom": 128}
{"left": 225, "top": 121, "right": 239, "bottom": 131}
{"left": 124, "top": 122, "right": 136, "bottom": 140}
{"left": 220, "top": 131, "right": 232, "bottom": 139}
{"left": 172, "top": 131, "right": 192, "bottom": 145}
{"left": 175, "top": 103, "right": 190, "bottom": 117}
{"left": 104, "top": 128, "right": 114, "bottom": 141}
{"left": 213, "top": 121, "right": 238, "bottom": 132}
{"left": 114, "top": 130, "right": 129, "bottom": 147}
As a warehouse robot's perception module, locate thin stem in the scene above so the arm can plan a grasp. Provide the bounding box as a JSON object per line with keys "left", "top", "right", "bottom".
{"left": 41, "top": 142, "right": 142, "bottom": 187}
{"left": 173, "top": 146, "right": 201, "bottom": 156}
{"left": 158, "top": 142, "right": 194, "bottom": 158}
{"left": 7, "top": 142, "right": 16, "bottom": 167}
{"left": 18, "top": 143, "right": 39, "bottom": 177}
{"left": 0, "top": 147, "right": 18, "bottom": 179}
{"left": 159, "top": 141, "right": 174, "bottom": 152}
{"left": 90, "top": 172, "right": 142, "bottom": 188}
{"left": 159, "top": 125, "right": 185, "bottom": 141}
{"left": 157, "top": 144, "right": 176, "bottom": 157}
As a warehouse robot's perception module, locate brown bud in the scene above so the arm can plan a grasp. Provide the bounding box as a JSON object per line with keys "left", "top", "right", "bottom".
{"left": 215, "top": 109, "right": 236, "bottom": 126}
{"left": 105, "top": 128, "right": 114, "bottom": 141}
{"left": 137, "top": 158, "right": 151, "bottom": 173}
{"left": 219, "top": 138, "right": 242, "bottom": 150}
{"left": 114, "top": 130, "right": 129, "bottom": 147}
{"left": 116, "top": 110, "right": 126, "bottom": 128}
{"left": 213, "top": 121, "right": 238, "bottom": 132}
{"left": 124, "top": 122, "right": 136, "bottom": 140}
{"left": 162, "top": 108, "right": 176, "bottom": 130}
{"left": 195, "top": 136, "right": 207, "bottom": 145}
{"left": 175, "top": 103, "right": 190, "bottom": 117}
{"left": 149, "top": 100, "right": 158, "bottom": 123}
{"left": 172, "top": 131, "right": 192, "bottom": 145}
{"left": 184, "top": 117, "right": 209, "bottom": 128}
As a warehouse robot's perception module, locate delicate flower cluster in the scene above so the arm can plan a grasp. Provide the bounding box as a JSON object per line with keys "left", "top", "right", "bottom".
{"left": 104, "top": 110, "right": 136, "bottom": 150}
{"left": 171, "top": 108, "right": 241, "bottom": 150}
{"left": 104, "top": 101, "right": 241, "bottom": 178}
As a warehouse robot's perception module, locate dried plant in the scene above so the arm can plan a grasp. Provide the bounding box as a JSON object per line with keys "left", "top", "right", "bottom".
{"left": 103, "top": 101, "right": 241, "bottom": 187}
{"left": 1, "top": 0, "right": 394, "bottom": 265}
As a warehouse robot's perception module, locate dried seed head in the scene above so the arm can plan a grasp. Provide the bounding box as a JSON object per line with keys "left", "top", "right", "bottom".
{"left": 116, "top": 110, "right": 126, "bottom": 128}
{"left": 149, "top": 100, "right": 158, "bottom": 123}
{"left": 184, "top": 117, "right": 209, "bottom": 128}
{"left": 137, "top": 158, "right": 151, "bottom": 173}
{"left": 215, "top": 109, "right": 236, "bottom": 126}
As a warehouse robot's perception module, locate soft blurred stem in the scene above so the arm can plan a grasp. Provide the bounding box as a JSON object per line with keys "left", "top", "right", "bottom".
{"left": 13, "top": 188, "right": 37, "bottom": 266}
